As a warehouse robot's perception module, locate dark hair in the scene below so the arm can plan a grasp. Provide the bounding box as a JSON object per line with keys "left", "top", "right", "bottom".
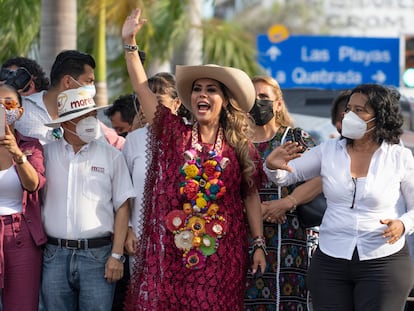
{"left": 330, "top": 90, "right": 351, "bottom": 126}
{"left": 2, "top": 57, "right": 49, "bottom": 91}
{"left": 148, "top": 72, "right": 191, "bottom": 120}
{"left": 0, "top": 84, "right": 22, "bottom": 107}
{"left": 105, "top": 94, "right": 138, "bottom": 125}
{"left": 349, "top": 84, "right": 403, "bottom": 144}
{"left": 148, "top": 72, "right": 178, "bottom": 98}
{"left": 50, "top": 50, "right": 95, "bottom": 87}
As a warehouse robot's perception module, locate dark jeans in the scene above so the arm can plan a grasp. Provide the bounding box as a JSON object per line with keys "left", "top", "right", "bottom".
{"left": 112, "top": 255, "right": 130, "bottom": 311}
{"left": 41, "top": 244, "right": 115, "bottom": 311}
{"left": 308, "top": 244, "right": 414, "bottom": 311}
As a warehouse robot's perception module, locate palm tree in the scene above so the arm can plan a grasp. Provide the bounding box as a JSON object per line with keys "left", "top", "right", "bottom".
{"left": 0, "top": 0, "right": 41, "bottom": 61}
{"left": 0, "top": 0, "right": 263, "bottom": 103}
{"left": 39, "top": 0, "right": 77, "bottom": 76}
{"left": 172, "top": 0, "right": 203, "bottom": 67}
{"left": 92, "top": 1, "right": 107, "bottom": 107}
{"left": 105, "top": 0, "right": 261, "bottom": 97}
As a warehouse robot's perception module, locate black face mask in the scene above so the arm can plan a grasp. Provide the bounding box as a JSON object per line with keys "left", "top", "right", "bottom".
{"left": 119, "top": 131, "right": 128, "bottom": 138}
{"left": 249, "top": 99, "right": 274, "bottom": 126}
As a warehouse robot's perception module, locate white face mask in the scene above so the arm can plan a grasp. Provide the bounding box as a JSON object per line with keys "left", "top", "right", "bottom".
{"left": 5, "top": 108, "right": 20, "bottom": 125}
{"left": 0, "top": 104, "right": 20, "bottom": 125}
{"left": 342, "top": 111, "right": 376, "bottom": 140}
{"left": 70, "top": 77, "right": 96, "bottom": 98}
{"left": 71, "top": 116, "right": 99, "bottom": 143}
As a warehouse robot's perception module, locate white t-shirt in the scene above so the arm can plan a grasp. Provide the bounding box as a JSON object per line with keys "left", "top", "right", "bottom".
{"left": 122, "top": 126, "right": 149, "bottom": 238}
{"left": 42, "top": 138, "right": 135, "bottom": 239}
{"left": 0, "top": 166, "right": 23, "bottom": 215}
{"left": 265, "top": 138, "right": 414, "bottom": 260}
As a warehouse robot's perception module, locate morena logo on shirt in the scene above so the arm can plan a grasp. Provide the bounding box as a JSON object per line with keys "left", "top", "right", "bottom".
{"left": 91, "top": 166, "right": 104, "bottom": 173}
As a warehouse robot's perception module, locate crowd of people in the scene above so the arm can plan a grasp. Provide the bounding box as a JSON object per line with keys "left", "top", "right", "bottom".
{"left": 0, "top": 6, "right": 413, "bottom": 311}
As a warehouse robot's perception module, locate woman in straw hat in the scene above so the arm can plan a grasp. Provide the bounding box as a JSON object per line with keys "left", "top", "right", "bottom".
{"left": 122, "top": 8, "right": 266, "bottom": 311}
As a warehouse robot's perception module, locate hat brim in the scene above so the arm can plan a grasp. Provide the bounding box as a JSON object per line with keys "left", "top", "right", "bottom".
{"left": 45, "top": 105, "right": 108, "bottom": 128}
{"left": 175, "top": 64, "right": 255, "bottom": 113}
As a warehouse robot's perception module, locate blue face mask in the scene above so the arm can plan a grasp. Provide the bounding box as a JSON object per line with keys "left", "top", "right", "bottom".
{"left": 70, "top": 77, "right": 96, "bottom": 98}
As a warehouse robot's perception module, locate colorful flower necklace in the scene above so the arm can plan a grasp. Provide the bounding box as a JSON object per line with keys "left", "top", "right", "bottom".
{"left": 166, "top": 122, "right": 229, "bottom": 269}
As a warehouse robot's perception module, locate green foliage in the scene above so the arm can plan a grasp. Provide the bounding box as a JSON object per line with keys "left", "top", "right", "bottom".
{"left": 147, "top": 0, "right": 188, "bottom": 61}
{"left": 202, "top": 19, "right": 261, "bottom": 76}
{"left": 0, "top": 0, "right": 264, "bottom": 100}
{"left": 0, "top": 0, "right": 41, "bottom": 63}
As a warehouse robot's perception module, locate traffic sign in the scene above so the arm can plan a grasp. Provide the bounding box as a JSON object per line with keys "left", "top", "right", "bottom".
{"left": 256, "top": 34, "right": 400, "bottom": 89}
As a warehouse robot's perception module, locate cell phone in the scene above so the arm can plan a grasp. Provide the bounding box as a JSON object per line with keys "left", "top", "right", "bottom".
{"left": 0, "top": 106, "right": 5, "bottom": 137}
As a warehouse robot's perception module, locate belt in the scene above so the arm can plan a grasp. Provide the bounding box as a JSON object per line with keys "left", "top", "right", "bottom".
{"left": 47, "top": 236, "right": 112, "bottom": 250}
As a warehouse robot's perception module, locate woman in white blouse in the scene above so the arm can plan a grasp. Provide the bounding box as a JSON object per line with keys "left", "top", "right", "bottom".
{"left": 264, "top": 84, "right": 414, "bottom": 311}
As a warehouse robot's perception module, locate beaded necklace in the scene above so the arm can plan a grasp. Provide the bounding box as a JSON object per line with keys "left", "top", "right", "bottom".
{"left": 165, "top": 122, "right": 229, "bottom": 269}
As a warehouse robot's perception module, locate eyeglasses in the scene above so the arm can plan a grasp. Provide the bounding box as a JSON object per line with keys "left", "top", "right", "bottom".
{"left": 0, "top": 98, "right": 20, "bottom": 109}
{"left": 350, "top": 177, "right": 357, "bottom": 209}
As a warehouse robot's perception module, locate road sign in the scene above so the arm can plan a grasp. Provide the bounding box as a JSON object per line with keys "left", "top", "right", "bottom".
{"left": 257, "top": 34, "right": 400, "bottom": 89}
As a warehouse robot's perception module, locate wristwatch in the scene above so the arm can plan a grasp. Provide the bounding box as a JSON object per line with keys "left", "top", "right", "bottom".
{"left": 111, "top": 253, "right": 126, "bottom": 263}
{"left": 14, "top": 154, "right": 27, "bottom": 165}
{"left": 123, "top": 44, "right": 138, "bottom": 52}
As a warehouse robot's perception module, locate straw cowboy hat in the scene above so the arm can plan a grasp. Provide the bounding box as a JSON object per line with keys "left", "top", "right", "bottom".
{"left": 175, "top": 64, "right": 255, "bottom": 113}
{"left": 45, "top": 87, "right": 107, "bottom": 128}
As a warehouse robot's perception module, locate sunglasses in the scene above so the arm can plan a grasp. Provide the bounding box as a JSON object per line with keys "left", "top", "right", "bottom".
{"left": 0, "top": 98, "right": 20, "bottom": 109}
{"left": 0, "top": 68, "right": 13, "bottom": 81}
{"left": 0, "top": 67, "right": 32, "bottom": 91}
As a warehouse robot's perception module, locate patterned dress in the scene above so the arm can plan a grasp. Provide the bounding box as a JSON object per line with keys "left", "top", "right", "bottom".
{"left": 245, "top": 126, "right": 315, "bottom": 311}
{"left": 125, "top": 106, "right": 260, "bottom": 311}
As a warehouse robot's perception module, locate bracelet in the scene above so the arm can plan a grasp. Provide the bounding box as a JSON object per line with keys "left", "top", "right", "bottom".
{"left": 286, "top": 195, "right": 297, "bottom": 212}
{"left": 250, "top": 243, "right": 268, "bottom": 256}
{"left": 123, "top": 44, "right": 138, "bottom": 52}
{"left": 14, "top": 153, "right": 27, "bottom": 165}
{"left": 249, "top": 235, "right": 268, "bottom": 255}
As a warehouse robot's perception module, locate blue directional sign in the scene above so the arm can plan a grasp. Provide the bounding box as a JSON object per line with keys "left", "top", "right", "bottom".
{"left": 257, "top": 34, "right": 400, "bottom": 89}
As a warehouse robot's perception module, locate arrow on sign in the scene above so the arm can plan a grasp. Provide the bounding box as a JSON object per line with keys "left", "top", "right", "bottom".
{"left": 266, "top": 46, "right": 281, "bottom": 61}
{"left": 371, "top": 70, "right": 386, "bottom": 84}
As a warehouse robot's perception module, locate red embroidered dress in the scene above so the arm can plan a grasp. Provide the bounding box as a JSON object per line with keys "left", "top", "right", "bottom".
{"left": 125, "top": 107, "right": 254, "bottom": 311}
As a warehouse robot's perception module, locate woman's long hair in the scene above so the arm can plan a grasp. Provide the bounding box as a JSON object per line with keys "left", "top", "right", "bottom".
{"left": 219, "top": 83, "right": 256, "bottom": 190}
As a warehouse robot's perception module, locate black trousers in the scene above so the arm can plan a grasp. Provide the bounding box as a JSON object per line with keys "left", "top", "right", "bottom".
{"left": 308, "top": 243, "right": 414, "bottom": 311}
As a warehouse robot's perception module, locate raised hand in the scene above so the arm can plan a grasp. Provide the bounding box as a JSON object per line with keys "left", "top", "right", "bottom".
{"left": 265, "top": 141, "right": 302, "bottom": 172}
{"left": 122, "top": 8, "right": 147, "bottom": 44}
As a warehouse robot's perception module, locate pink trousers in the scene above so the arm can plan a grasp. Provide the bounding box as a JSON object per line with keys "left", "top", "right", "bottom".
{"left": 0, "top": 214, "right": 42, "bottom": 310}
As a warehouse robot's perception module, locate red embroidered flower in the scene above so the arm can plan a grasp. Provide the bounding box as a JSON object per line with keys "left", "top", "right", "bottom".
{"left": 202, "top": 160, "right": 217, "bottom": 179}
{"left": 183, "top": 180, "right": 199, "bottom": 200}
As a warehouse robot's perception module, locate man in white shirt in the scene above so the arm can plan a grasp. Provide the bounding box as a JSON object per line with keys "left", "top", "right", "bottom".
{"left": 14, "top": 50, "right": 125, "bottom": 149}
{"left": 40, "top": 87, "right": 135, "bottom": 311}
